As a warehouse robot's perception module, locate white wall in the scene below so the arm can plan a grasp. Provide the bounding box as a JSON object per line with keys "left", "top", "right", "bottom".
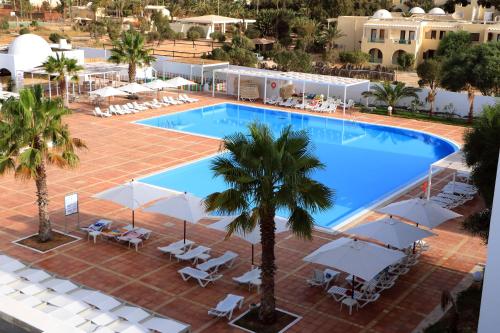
{"left": 478, "top": 151, "right": 500, "bottom": 333}
{"left": 80, "top": 47, "right": 109, "bottom": 60}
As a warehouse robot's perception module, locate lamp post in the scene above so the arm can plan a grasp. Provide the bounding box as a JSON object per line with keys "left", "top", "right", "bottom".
{"left": 387, "top": 105, "right": 393, "bottom": 116}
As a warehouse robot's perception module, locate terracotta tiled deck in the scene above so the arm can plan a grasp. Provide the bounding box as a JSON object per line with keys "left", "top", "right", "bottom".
{"left": 0, "top": 93, "right": 486, "bottom": 333}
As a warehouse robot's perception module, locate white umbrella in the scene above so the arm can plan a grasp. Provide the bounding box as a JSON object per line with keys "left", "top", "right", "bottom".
{"left": 118, "top": 82, "right": 153, "bottom": 94}
{"left": 142, "top": 79, "right": 171, "bottom": 90}
{"left": 345, "top": 217, "right": 435, "bottom": 250}
{"left": 142, "top": 192, "right": 206, "bottom": 243}
{"left": 377, "top": 198, "right": 462, "bottom": 229}
{"left": 93, "top": 180, "right": 175, "bottom": 227}
{"left": 304, "top": 237, "right": 405, "bottom": 282}
{"left": 208, "top": 215, "right": 289, "bottom": 265}
{"left": 89, "top": 86, "right": 129, "bottom": 106}
{"left": 164, "top": 77, "right": 197, "bottom": 97}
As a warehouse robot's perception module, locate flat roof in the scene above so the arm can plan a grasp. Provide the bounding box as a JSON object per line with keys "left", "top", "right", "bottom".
{"left": 163, "top": 58, "right": 229, "bottom": 66}
{"left": 213, "top": 67, "right": 370, "bottom": 87}
{"left": 27, "top": 62, "right": 128, "bottom": 76}
{"left": 177, "top": 15, "right": 255, "bottom": 24}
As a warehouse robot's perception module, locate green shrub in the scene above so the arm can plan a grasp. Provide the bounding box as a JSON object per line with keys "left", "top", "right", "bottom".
{"left": 30, "top": 20, "right": 39, "bottom": 27}
{"left": 339, "top": 50, "right": 370, "bottom": 65}
{"left": 397, "top": 52, "right": 415, "bottom": 70}
{"left": 19, "top": 27, "right": 30, "bottom": 35}
{"left": 244, "top": 27, "right": 260, "bottom": 39}
{"left": 186, "top": 26, "right": 205, "bottom": 40}
{"left": 210, "top": 31, "right": 226, "bottom": 42}
{"left": 49, "top": 32, "right": 63, "bottom": 43}
{"left": 0, "top": 19, "right": 9, "bottom": 31}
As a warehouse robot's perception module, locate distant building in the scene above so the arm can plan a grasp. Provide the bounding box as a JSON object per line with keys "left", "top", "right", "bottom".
{"left": 335, "top": 0, "right": 499, "bottom": 68}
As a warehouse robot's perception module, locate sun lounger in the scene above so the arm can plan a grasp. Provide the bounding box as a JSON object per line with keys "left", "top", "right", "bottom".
{"left": 357, "top": 292, "right": 380, "bottom": 308}
{"left": 178, "top": 267, "right": 222, "bottom": 287}
{"left": 0, "top": 271, "right": 19, "bottom": 284}
{"left": 153, "top": 98, "right": 168, "bottom": 107}
{"left": 208, "top": 294, "right": 244, "bottom": 320}
{"left": 133, "top": 101, "right": 148, "bottom": 110}
{"left": 17, "top": 269, "right": 51, "bottom": 283}
{"left": 144, "top": 101, "right": 161, "bottom": 109}
{"left": 0, "top": 259, "right": 25, "bottom": 272}
{"left": 340, "top": 99, "right": 355, "bottom": 109}
{"left": 123, "top": 104, "right": 139, "bottom": 114}
{"left": 181, "top": 93, "right": 199, "bottom": 102}
{"left": 167, "top": 96, "right": 183, "bottom": 105}
{"left": 41, "top": 278, "right": 78, "bottom": 294}
{"left": 175, "top": 246, "right": 211, "bottom": 264}
{"left": 142, "top": 317, "right": 190, "bottom": 333}
{"left": 81, "top": 219, "right": 112, "bottom": 233}
{"left": 12, "top": 281, "right": 46, "bottom": 296}
{"left": 81, "top": 291, "right": 121, "bottom": 311}
{"left": 196, "top": 251, "right": 238, "bottom": 273}
{"left": 279, "top": 98, "right": 293, "bottom": 106}
{"left": 232, "top": 268, "right": 261, "bottom": 287}
{"left": 158, "top": 239, "right": 195, "bottom": 259}
{"left": 94, "top": 107, "right": 111, "bottom": 118}
{"left": 112, "top": 305, "right": 149, "bottom": 323}
{"left": 307, "top": 268, "right": 339, "bottom": 290}
{"left": 48, "top": 308, "right": 87, "bottom": 327}
{"left": 80, "top": 308, "right": 118, "bottom": 326}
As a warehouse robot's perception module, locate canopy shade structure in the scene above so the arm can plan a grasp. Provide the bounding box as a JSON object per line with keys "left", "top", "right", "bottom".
{"left": 164, "top": 77, "right": 197, "bottom": 88}
{"left": 212, "top": 67, "right": 370, "bottom": 115}
{"left": 142, "top": 79, "right": 172, "bottom": 90}
{"left": 93, "top": 181, "right": 175, "bottom": 227}
{"left": 426, "top": 150, "right": 472, "bottom": 199}
{"left": 177, "top": 15, "right": 255, "bottom": 25}
{"left": 208, "top": 215, "right": 289, "bottom": 265}
{"left": 345, "top": 217, "right": 435, "bottom": 249}
{"left": 377, "top": 198, "right": 462, "bottom": 229}
{"left": 89, "top": 86, "right": 128, "bottom": 98}
{"left": 118, "top": 82, "right": 153, "bottom": 94}
{"left": 304, "top": 237, "right": 405, "bottom": 282}
{"left": 142, "top": 192, "right": 206, "bottom": 243}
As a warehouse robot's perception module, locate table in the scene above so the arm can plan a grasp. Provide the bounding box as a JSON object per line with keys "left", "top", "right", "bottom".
{"left": 128, "top": 238, "right": 143, "bottom": 252}
{"left": 88, "top": 231, "right": 101, "bottom": 244}
{"left": 340, "top": 297, "right": 358, "bottom": 315}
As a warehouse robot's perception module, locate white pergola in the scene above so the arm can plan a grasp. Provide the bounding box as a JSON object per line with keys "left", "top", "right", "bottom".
{"left": 177, "top": 15, "right": 256, "bottom": 37}
{"left": 212, "top": 67, "right": 371, "bottom": 115}
{"left": 426, "top": 150, "right": 472, "bottom": 199}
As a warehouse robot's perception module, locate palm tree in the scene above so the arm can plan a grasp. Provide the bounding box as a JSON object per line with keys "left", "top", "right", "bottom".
{"left": 417, "top": 59, "right": 441, "bottom": 117}
{"left": 108, "top": 30, "right": 155, "bottom": 82}
{"left": 320, "top": 26, "right": 345, "bottom": 51}
{"left": 205, "top": 123, "right": 334, "bottom": 324}
{"left": 42, "top": 53, "right": 83, "bottom": 106}
{"left": 362, "top": 82, "right": 421, "bottom": 116}
{"left": 0, "top": 85, "right": 86, "bottom": 242}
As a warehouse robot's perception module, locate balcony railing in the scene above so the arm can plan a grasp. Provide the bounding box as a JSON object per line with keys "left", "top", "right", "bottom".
{"left": 368, "top": 38, "right": 385, "bottom": 43}
{"left": 393, "top": 39, "right": 412, "bottom": 45}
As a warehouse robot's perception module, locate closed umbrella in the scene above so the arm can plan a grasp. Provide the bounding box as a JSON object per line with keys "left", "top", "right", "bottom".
{"left": 345, "top": 217, "right": 435, "bottom": 250}
{"left": 377, "top": 198, "right": 462, "bottom": 229}
{"left": 93, "top": 180, "right": 175, "bottom": 227}
{"left": 142, "top": 192, "right": 206, "bottom": 243}
{"left": 208, "top": 215, "right": 289, "bottom": 265}
{"left": 304, "top": 237, "right": 405, "bottom": 297}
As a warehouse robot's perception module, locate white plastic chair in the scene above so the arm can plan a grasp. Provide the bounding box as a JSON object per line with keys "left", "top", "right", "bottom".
{"left": 208, "top": 294, "right": 244, "bottom": 320}
{"left": 178, "top": 267, "right": 222, "bottom": 287}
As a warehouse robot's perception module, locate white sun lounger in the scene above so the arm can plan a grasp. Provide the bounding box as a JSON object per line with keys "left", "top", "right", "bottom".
{"left": 208, "top": 294, "right": 244, "bottom": 320}
{"left": 133, "top": 101, "right": 148, "bottom": 110}
{"left": 0, "top": 255, "right": 16, "bottom": 265}
{"left": 94, "top": 107, "right": 111, "bottom": 118}
{"left": 112, "top": 305, "right": 150, "bottom": 323}
{"left": 181, "top": 93, "right": 198, "bottom": 102}
{"left": 178, "top": 267, "right": 222, "bottom": 287}
{"left": 49, "top": 308, "right": 87, "bottom": 327}
{"left": 12, "top": 281, "right": 46, "bottom": 296}
{"left": 0, "top": 271, "right": 19, "bottom": 285}
{"left": 81, "top": 291, "right": 121, "bottom": 311}
{"left": 196, "top": 251, "right": 238, "bottom": 273}
{"left": 41, "top": 278, "right": 78, "bottom": 294}
{"left": 0, "top": 259, "right": 26, "bottom": 272}
{"left": 17, "top": 269, "right": 51, "bottom": 283}
{"left": 167, "top": 96, "right": 183, "bottom": 105}
{"left": 158, "top": 239, "right": 195, "bottom": 259}
{"left": 175, "top": 246, "right": 210, "bottom": 264}
{"left": 142, "top": 317, "right": 190, "bottom": 333}
{"left": 80, "top": 308, "right": 117, "bottom": 326}
{"left": 232, "top": 268, "right": 261, "bottom": 286}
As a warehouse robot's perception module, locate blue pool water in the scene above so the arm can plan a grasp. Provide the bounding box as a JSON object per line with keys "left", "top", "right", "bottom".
{"left": 137, "top": 103, "right": 457, "bottom": 228}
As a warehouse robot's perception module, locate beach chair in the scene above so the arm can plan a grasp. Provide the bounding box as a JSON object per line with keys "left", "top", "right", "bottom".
{"left": 122, "top": 104, "right": 138, "bottom": 114}
{"left": 144, "top": 101, "right": 161, "bottom": 109}
{"left": 178, "top": 267, "right": 222, "bottom": 287}
{"left": 0, "top": 259, "right": 25, "bottom": 273}
{"left": 112, "top": 305, "right": 150, "bottom": 323}
{"left": 109, "top": 105, "right": 124, "bottom": 115}
{"left": 167, "top": 96, "right": 183, "bottom": 105}
{"left": 196, "top": 251, "right": 238, "bottom": 273}
{"left": 17, "top": 269, "right": 51, "bottom": 283}
{"left": 158, "top": 240, "right": 195, "bottom": 260}
{"left": 142, "top": 317, "right": 190, "bottom": 333}
{"left": 306, "top": 268, "right": 339, "bottom": 290}
{"left": 41, "top": 278, "right": 78, "bottom": 294}
{"left": 175, "top": 246, "right": 211, "bottom": 264}
{"left": 208, "top": 294, "right": 244, "bottom": 320}
{"left": 153, "top": 98, "right": 168, "bottom": 107}
{"left": 81, "top": 219, "right": 112, "bottom": 233}
{"left": 182, "top": 94, "right": 199, "bottom": 102}
{"left": 232, "top": 268, "right": 261, "bottom": 288}
{"left": 133, "top": 101, "right": 148, "bottom": 110}
{"left": 340, "top": 99, "right": 355, "bottom": 109}
{"left": 94, "top": 107, "right": 111, "bottom": 118}
{"left": 279, "top": 98, "right": 293, "bottom": 106}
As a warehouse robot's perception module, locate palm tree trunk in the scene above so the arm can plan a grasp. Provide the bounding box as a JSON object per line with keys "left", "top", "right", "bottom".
{"left": 467, "top": 85, "right": 474, "bottom": 124}
{"left": 60, "top": 78, "right": 68, "bottom": 106}
{"left": 129, "top": 64, "right": 136, "bottom": 82}
{"left": 34, "top": 139, "right": 52, "bottom": 242}
{"left": 259, "top": 209, "right": 277, "bottom": 324}
{"left": 429, "top": 88, "right": 435, "bottom": 117}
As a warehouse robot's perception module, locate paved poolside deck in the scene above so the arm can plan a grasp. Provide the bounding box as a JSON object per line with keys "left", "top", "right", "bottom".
{"left": 0, "top": 93, "right": 486, "bottom": 333}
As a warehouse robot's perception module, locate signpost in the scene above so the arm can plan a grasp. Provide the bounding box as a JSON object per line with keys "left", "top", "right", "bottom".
{"left": 64, "top": 193, "right": 79, "bottom": 232}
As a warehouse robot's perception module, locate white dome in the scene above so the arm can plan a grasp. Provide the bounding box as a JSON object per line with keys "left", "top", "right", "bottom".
{"left": 372, "top": 9, "right": 393, "bottom": 19}
{"left": 6, "top": 34, "right": 53, "bottom": 72}
{"left": 409, "top": 7, "right": 425, "bottom": 14}
{"left": 428, "top": 7, "right": 445, "bottom": 15}
{"left": 8, "top": 34, "right": 52, "bottom": 59}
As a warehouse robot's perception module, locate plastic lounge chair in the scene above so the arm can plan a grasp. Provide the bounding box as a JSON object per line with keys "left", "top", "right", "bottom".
{"left": 162, "top": 96, "right": 174, "bottom": 105}
{"left": 177, "top": 95, "right": 191, "bottom": 103}
{"left": 0, "top": 259, "right": 25, "bottom": 272}
{"left": 196, "top": 251, "right": 238, "bottom": 273}
{"left": 0, "top": 271, "right": 19, "bottom": 285}
{"left": 112, "top": 305, "right": 149, "bottom": 323}
{"left": 167, "top": 96, "right": 183, "bottom": 105}
{"left": 17, "top": 269, "right": 51, "bottom": 283}
{"left": 41, "top": 278, "right": 78, "bottom": 294}
{"left": 11, "top": 281, "right": 46, "bottom": 296}
{"left": 158, "top": 240, "right": 195, "bottom": 260}
{"left": 0, "top": 255, "right": 16, "bottom": 265}
{"left": 123, "top": 104, "right": 139, "bottom": 114}
{"left": 109, "top": 105, "right": 125, "bottom": 115}
{"left": 82, "top": 291, "right": 121, "bottom": 311}
{"left": 358, "top": 292, "right": 380, "bottom": 308}
{"left": 142, "top": 317, "right": 190, "bottom": 333}
{"left": 144, "top": 101, "right": 161, "bottom": 109}
{"left": 80, "top": 308, "right": 118, "bottom": 326}
{"left": 232, "top": 268, "right": 261, "bottom": 286}
{"left": 48, "top": 307, "right": 87, "bottom": 327}
{"left": 182, "top": 94, "right": 199, "bottom": 102}
{"left": 175, "top": 246, "right": 210, "bottom": 264}
{"left": 178, "top": 267, "right": 222, "bottom": 287}
{"left": 81, "top": 219, "right": 112, "bottom": 233}
{"left": 153, "top": 98, "right": 168, "bottom": 107}
{"left": 208, "top": 294, "right": 244, "bottom": 320}
{"left": 307, "top": 268, "right": 339, "bottom": 290}
{"left": 279, "top": 98, "right": 292, "bottom": 106}
{"left": 340, "top": 99, "right": 355, "bottom": 109}
{"left": 133, "top": 101, "right": 148, "bottom": 110}
{"left": 94, "top": 107, "right": 111, "bottom": 118}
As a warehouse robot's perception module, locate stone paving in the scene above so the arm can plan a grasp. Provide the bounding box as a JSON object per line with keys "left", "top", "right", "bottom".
{"left": 0, "top": 93, "right": 487, "bottom": 332}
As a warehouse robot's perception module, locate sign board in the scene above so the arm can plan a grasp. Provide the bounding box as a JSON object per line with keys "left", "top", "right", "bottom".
{"left": 64, "top": 193, "right": 79, "bottom": 216}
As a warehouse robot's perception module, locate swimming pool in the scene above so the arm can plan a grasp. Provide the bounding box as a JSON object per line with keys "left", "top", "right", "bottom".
{"left": 136, "top": 103, "right": 457, "bottom": 229}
